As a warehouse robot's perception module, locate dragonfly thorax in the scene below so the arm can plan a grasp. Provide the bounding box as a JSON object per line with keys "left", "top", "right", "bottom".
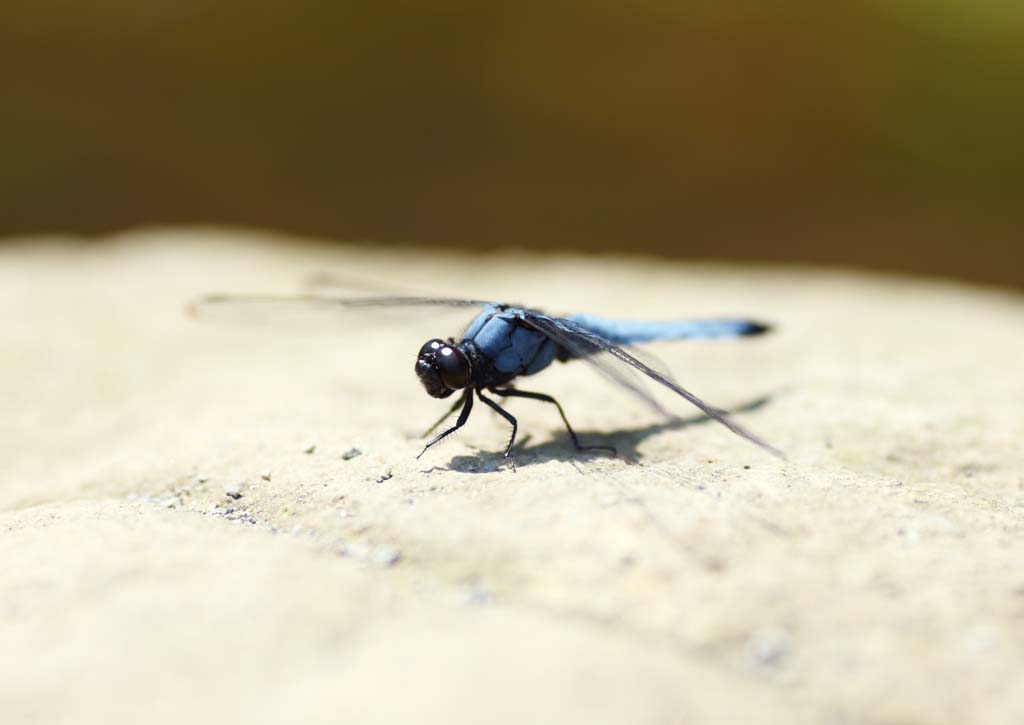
{"left": 415, "top": 338, "right": 472, "bottom": 398}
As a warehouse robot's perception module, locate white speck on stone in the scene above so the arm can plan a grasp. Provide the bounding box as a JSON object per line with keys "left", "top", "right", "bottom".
{"left": 370, "top": 546, "right": 401, "bottom": 567}
{"left": 747, "top": 626, "right": 789, "bottom": 668}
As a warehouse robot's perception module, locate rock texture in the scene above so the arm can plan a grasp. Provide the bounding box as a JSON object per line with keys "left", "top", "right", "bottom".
{"left": 2, "top": 229, "right": 1023, "bottom": 724}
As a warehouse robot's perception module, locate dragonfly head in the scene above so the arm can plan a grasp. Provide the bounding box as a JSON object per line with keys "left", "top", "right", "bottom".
{"left": 415, "top": 339, "right": 471, "bottom": 398}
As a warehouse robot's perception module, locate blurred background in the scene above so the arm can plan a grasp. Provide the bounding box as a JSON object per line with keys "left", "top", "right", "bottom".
{"left": 1, "top": 0, "right": 1020, "bottom": 287}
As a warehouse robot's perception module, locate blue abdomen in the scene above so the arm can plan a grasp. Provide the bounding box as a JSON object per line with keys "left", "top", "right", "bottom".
{"left": 566, "top": 313, "right": 768, "bottom": 345}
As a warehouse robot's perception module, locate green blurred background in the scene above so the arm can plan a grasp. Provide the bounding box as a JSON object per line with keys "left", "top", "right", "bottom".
{"left": 2, "top": 1, "right": 1021, "bottom": 286}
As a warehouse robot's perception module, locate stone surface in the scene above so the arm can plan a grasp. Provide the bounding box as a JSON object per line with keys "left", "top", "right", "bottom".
{"left": 2, "top": 229, "right": 1023, "bottom": 724}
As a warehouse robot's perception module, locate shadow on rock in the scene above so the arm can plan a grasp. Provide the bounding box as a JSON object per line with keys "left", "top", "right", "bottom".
{"left": 436, "top": 394, "right": 775, "bottom": 472}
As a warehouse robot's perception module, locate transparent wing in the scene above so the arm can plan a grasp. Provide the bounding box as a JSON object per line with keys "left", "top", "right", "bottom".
{"left": 187, "top": 294, "right": 498, "bottom": 329}
{"left": 520, "top": 310, "right": 783, "bottom": 457}
{"left": 303, "top": 273, "right": 496, "bottom": 338}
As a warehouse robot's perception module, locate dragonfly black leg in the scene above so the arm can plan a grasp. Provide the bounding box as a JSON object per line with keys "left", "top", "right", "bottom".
{"left": 417, "top": 389, "right": 474, "bottom": 459}
{"left": 422, "top": 396, "right": 464, "bottom": 438}
{"left": 490, "top": 387, "right": 617, "bottom": 455}
{"left": 476, "top": 389, "right": 518, "bottom": 457}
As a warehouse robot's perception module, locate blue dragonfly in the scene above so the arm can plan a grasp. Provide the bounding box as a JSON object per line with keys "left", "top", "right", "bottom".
{"left": 189, "top": 294, "right": 780, "bottom": 459}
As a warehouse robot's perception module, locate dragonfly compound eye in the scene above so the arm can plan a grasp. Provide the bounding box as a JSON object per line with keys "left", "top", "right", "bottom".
{"left": 436, "top": 345, "right": 470, "bottom": 390}
{"left": 415, "top": 339, "right": 469, "bottom": 398}
{"left": 418, "top": 339, "right": 444, "bottom": 357}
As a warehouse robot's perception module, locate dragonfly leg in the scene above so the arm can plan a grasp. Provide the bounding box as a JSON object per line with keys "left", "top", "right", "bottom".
{"left": 490, "top": 387, "right": 617, "bottom": 455}
{"left": 476, "top": 389, "right": 518, "bottom": 457}
{"left": 422, "top": 396, "right": 464, "bottom": 438}
{"left": 417, "top": 389, "right": 473, "bottom": 459}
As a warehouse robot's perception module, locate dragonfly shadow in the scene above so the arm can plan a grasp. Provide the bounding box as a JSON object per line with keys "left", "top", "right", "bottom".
{"left": 440, "top": 393, "right": 775, "bottom": 472}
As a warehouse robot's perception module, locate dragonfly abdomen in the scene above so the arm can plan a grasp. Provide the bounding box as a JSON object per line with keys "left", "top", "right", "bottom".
{"left": 566, "top": 313, "right": 769, "bottom": 346}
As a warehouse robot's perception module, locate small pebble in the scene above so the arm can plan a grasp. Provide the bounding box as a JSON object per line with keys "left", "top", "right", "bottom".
{"left": 370, "top": 546, "right": 402, "bottom": 568}
{"left": 196, "top": 474, "right": 210, "bottom": 484}
{"left": 747, "top": 627, "right": 789, "bottom": 668}
{"left": 376, "top": 469, "right": 393, "bottom": 484}
{"left": 304, "top": 443, "right": 317, "bottom": 454}
{"left": 260, "top": 470, "right": 272, "bottom": 481}
{"left": 341, "top": 447, "right": 362, "bottom": 460}
{"left": 224, "top": 482, "right": 243, "bottom": 500}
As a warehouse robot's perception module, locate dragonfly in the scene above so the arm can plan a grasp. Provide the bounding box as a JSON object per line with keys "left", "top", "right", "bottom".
{"left": 189, "top": 293, "right": 781, "bottom": 459}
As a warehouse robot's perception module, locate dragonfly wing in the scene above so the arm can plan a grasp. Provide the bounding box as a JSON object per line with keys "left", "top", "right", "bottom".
{"left": 523, "top": 313, "right": 671, "bottom": 415}
{"left": 190, "top": 294, "right": 496, "bottom": 311}
{"left": 520, "top": 311, "right": 782, "bottom": 457}
{"left": 187, "top": 294, "right": 499, "bottom": 328}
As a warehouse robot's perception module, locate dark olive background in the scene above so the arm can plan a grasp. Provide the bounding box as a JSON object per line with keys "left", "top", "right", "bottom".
{"left": 2, "top": 1, "right": 1021, "bottom": 286}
